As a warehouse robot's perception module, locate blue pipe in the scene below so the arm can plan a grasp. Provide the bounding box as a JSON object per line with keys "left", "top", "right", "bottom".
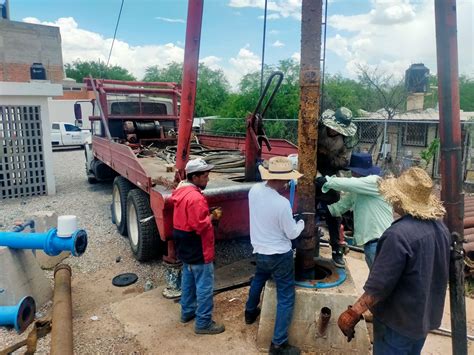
{"left": 289, "top": 179, "right": 296, "bottom": 209}
{"left": 0, "top": 296, "right": 36, "bottom": 333}
{"left": 0, "top": 228, "right": 87, "bottom": 257}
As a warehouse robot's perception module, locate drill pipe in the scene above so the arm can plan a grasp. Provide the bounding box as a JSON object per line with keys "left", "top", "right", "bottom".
{"left": 51, "top": 264, "right": 73, "bottom": 355}
{"left": 464, "top": 217, "right": 474, "bottom": 229}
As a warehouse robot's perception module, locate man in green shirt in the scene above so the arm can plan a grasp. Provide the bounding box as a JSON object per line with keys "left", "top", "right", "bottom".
{"left": 316, "top": 153, "right": 393, "bottom": 268}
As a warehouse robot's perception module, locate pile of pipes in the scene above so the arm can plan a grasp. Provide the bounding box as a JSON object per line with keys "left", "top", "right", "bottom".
{"left": 0, "top": 215, "right": 87, "bottom": 354}
{"left": 464, "top": 197, "right": 474, "bottom": 277}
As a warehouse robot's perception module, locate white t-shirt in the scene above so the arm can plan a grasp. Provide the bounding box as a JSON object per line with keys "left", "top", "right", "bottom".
{"left": 248, "top": 182, "right": 305, "bottom": 255}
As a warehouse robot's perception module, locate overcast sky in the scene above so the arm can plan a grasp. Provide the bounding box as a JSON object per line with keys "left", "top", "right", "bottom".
{"left": 10, "top": 0, "right": 473, "bottom": 87}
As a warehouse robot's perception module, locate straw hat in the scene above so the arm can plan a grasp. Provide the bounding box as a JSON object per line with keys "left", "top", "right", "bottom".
{"left": 258, "top": 156, "right": 303, "bottom": 180}
{"left": 378, "top": 167, "right": 445, "bottom": 220}
{"left": 321, "top": 107, "right": 357, "bottom": 137}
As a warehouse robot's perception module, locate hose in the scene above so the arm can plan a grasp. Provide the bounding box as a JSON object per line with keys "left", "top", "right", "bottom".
{"left": 137, "top": 143, "right": 245, "bottom": 174}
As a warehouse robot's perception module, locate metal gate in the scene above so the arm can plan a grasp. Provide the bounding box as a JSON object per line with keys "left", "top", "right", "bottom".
{"left": 0, "top": 105, "right": 46, "bottom": 199}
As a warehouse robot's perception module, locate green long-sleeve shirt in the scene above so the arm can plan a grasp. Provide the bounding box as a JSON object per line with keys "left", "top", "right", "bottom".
{"left": 322, "top": 175, "right": 393, "bottom": 246}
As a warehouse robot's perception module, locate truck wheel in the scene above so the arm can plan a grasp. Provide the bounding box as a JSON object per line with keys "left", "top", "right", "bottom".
{"left": 87, "top": 176, "right": 98, "bottom": 184}
{"left": 126, "top": 189, "right": 160, "bottom": 261}
{"left": 112, "top": 177, "right": 134, "bottom": 236}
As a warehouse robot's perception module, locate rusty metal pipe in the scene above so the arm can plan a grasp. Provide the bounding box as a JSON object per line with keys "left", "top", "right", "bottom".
{"left": 435, "top": 0, "right": 467, "bottom": 353}
{"left": 316, "top": 307, "right": 331, "bottom": 337}
{"left": 51, "top": 264, "right": 73, "bottom": 355}
{"left": 464, "top": 217, "right": 474, "bottom": 229}
{"left": 464, "top": 228, "right": 474, "bottom": 235}
{"left": 295, "top": 0, "right": 323, "bottom": 279}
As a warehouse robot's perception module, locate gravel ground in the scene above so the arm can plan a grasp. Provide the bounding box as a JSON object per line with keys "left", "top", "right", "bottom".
{"left": 0, "top": 148, "right": 252, "bottom": 353}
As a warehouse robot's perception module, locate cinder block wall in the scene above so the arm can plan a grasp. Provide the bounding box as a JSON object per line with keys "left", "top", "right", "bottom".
{"left": 0, "top": 20, "right": 64, "bottom": 83}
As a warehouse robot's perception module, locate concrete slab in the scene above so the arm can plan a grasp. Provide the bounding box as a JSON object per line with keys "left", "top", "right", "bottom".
{"left": 0, "top": 247, "right": 52, "bottom": 307}
{"left": 256, "top": 258, "right": 371, "bottom": 353}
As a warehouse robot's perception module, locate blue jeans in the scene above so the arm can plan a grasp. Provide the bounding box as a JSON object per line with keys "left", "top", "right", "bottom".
{"left": 364, "top": 240, "right": 378, "bottom": 269}
{"left": 180, "top": 262, "right": 214, "bottom": 330}
{"left": 245, "top": 250, "right": 295, "bottom": 345}
{"left": 373, "top": 318, "right": 426, "bottom": 355}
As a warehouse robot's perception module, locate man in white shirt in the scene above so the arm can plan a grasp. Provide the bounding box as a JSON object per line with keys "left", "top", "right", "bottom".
{"left": 244, "top": 156, "right": 305, "bottom": 355}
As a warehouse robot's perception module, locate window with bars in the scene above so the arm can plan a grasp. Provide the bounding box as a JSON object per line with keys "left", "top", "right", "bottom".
{"left": 402, "top": 123, "right": 428, "bottom": 147}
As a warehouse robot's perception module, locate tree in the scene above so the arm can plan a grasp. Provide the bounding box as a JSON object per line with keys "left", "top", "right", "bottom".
{"left": 357, "top": 65, "right": 408, "bottom": 119}
{"left": 143, "top": 62, "right": 230, "bottom": 117}
{"left": 65, "top": 60, "right": 136, "bottom": 82}
{"left": 460, "top": 75, "right": 474, "bottom": 112}
{"left": 322, "top": 74, "right": 367, "bottom": 115}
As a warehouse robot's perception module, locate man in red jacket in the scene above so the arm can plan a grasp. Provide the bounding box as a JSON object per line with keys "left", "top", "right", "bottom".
{"left": 171, "top": 158, "right": 225, "bottom": 335}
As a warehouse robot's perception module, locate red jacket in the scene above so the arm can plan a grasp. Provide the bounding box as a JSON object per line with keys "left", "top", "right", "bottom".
{"left": 171, "top": 183, "right": 214, "bottom": 263}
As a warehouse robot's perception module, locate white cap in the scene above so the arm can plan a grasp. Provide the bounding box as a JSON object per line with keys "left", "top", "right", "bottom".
{"left": 57, "top": 215, "right": 78, "bottom": 238}
{"left": 185, "top": 158, "right": 214, "bottom": 174}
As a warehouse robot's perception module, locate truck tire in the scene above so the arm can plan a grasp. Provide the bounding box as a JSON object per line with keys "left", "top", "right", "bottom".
{"left": 126, "top": 189, "right": 160, "bottom": 261}
{"left": 112, "top": 177, "right": 135, "bottom": 236}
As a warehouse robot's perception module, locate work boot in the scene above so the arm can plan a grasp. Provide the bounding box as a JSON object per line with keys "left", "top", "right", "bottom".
{"left": 332, "top": 250, "right": 345, "bottom": 268}
{"left": 180, "top": 313, "right": 196, "bottom": 323}
{"left": 195, "top": 321, "right": 225, "bottom": 335}
{"left": 245, "top": 307, "right": 261, "bottom": 324}
{"left": 269, "top": 342, "right": 301, "bottom": 355}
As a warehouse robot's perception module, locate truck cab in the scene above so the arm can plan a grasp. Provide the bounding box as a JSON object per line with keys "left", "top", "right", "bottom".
{"left": 51, "top": 122, "right": 91, "bottom": 148}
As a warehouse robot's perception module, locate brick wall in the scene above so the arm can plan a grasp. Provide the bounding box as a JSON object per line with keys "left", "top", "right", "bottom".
{"left": 0, "top": 63, "right": 64, "bottom": 83}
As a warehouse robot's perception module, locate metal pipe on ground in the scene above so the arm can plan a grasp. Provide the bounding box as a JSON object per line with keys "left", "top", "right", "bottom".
{"left": 464, "top": 217, "right": 474, "bottom": 229}
{"left": 51, "top": 264, "right": 73, "bottom": 355}
{"left": 434, "top": 0, "right": 467, "bottom": 353}
{"left": 0, "top": 296, "right": 36, "bottom": 333}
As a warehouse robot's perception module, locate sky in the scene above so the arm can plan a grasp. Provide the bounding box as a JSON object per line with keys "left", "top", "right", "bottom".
{"left": 9, "top": 0, "right": 474, "bottom": 88}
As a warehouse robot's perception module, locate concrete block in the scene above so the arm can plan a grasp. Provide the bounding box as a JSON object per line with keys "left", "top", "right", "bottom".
{"left": 0, "top": 247, "right": 52, "bottom": 307}
{"left": 256, "top": 261, "right": 371, "bottom": 353}
{"left": 28, "top": 211, "right": 70, "bottom": 269}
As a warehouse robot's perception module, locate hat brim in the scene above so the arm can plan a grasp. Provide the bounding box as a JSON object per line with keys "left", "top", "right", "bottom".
{"left": 258, "top": 165, "right": 303, "bottom": 181}
{"left": 321, "top": 117, "right": 357, "bottom": 137}
{"left": 349, "top": 166, "right": 381, "bottom": 177}
{"left": 187, "top": 163, "right": 214, "bottom": 174}
{"left": 378, "top": 177, "right": 445, "bottom": 220}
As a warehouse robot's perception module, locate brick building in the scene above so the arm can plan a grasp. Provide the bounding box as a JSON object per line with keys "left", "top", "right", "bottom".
{"left": 0, "top": 19, "right": 64, "bottom": 83}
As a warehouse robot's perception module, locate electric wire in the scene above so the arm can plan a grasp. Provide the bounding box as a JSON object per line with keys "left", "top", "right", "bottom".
{"left": 106, "top": 0, "right": 125, "bottom": 68}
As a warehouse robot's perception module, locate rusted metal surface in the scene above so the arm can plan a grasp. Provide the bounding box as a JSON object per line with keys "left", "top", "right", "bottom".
{"left": 317, "top": 307, "right": 331, "bottom": 337}
{"left": 295, "top": 0, "right": 322, "bottom": 277}
{"left": 434, "top": 0, "right": 467, "bottom": 353}
{"left": 51, "top": 264, "right": 73, "bottom": 355}
{"left": 175, "top": 0, "right": 204, "bottom": 182}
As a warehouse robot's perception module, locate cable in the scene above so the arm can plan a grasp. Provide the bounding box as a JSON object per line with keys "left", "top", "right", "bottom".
{"left": 106, "top": 0, "right": 125, "bottom": 68}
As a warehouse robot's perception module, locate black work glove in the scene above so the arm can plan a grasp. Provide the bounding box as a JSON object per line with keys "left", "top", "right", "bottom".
{"left": 315, "top": 176, "right": 327, "bottom": 190}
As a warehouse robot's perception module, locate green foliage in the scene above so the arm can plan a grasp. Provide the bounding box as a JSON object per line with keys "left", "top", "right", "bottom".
{"left": 460, "top": 76, "right": 474, "bottom": 111}
{"left": 420, "top": 138, "right": 440, "bottom": 168}
{"left": 65, "top": 60, "right": 136, "bottom": 82}
{"left": 143, "top": 62, "right": 230, "bottom": 117}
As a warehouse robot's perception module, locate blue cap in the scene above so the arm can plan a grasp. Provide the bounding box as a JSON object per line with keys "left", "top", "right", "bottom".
{"left": 347, "top": 153, "right": 381, "bottom": 176}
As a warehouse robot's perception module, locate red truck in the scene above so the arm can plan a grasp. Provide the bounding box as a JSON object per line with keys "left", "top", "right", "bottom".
{"left": 79, "top": 75, "right": 297, "bottom": 263}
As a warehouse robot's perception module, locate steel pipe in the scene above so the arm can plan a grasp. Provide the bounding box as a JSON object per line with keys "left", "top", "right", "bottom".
{"left": 435, "top": 0, "right": 467, "bottom": 353}
{"left": 51, "top": 264, "right": 73, "bottom": 355}
{"left": 316, "top": 307, "right": 331, "bottom": 337}
{"left": 464, "top": 217, "right": 474, "bottom": 229}
{"left": 0, "top": 229, "right": 87, "bottom": 257}
{"left": 175, "top": 0, "right": 204, "bottom": 181}
{"left": 0, "top": 296, "right": 36, "bottom": 333}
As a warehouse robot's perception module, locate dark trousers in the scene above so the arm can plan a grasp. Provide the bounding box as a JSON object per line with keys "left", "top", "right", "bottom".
{"left": 318, "top": 202, "right": 342, "bottom": 250}
{"left": 245, "top": 250, "right": 295, "bottom": 345}
{"left": 374, "top": 318, "right": 426, "bottom": 355}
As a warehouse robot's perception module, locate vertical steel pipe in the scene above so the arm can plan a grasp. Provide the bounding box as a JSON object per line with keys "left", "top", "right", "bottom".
{"left": 316, "top": 306, "right": 331, "bottom": 336}
{"left": 175, "top": 0, "right": 204, "bottom": 181}
{"left": 295, "top": 0, "right": 323, "bottom": 278}
{"left": 51, "top": 264, "right": 73, "bottom": 355}
{"left": 434, "top": 1, "right": 467, "bottom": 354}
